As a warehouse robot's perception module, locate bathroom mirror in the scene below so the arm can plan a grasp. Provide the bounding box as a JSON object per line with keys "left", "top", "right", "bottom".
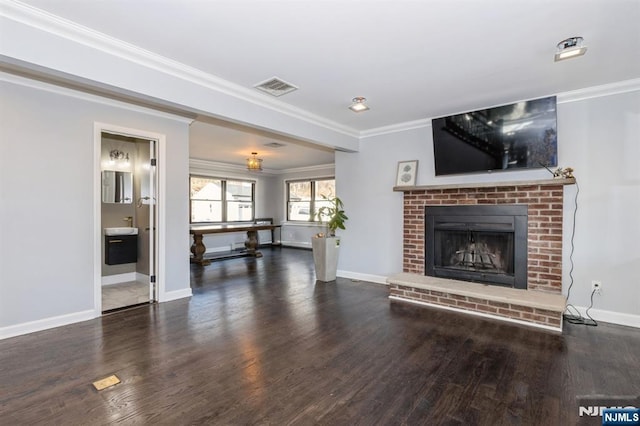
{"left": 102, "top": 170, "right": 133, "bottom": 203}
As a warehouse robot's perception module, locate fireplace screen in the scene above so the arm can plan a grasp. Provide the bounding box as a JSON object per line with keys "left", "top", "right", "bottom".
{"left": 425, "top": 204, "right": 528, "bottom": 289}
{"left": 435, "top": 230, "right": 514, "bottom": 275}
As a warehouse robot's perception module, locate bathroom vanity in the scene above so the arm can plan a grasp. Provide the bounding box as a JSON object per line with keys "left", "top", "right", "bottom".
{"left": 104, "top": 228, "right": 138, "bottom": 265}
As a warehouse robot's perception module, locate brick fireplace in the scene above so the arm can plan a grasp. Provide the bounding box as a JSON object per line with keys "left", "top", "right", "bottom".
{"left": 388, "top": 178, "right": 575, "bottom": 331}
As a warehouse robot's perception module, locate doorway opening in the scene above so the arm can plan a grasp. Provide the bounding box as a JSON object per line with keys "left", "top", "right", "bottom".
{"left": 98, "top": 129, "right": 158, "bottom": 312}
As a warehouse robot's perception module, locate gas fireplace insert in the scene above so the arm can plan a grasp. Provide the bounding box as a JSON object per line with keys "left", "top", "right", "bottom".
{"left": 425, "top": 205, "right": 528, "bottom": 289}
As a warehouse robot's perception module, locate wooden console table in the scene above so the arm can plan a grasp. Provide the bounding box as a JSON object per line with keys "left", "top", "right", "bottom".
{"left": 190, "top": 224, "right": 281, "bottom": 266}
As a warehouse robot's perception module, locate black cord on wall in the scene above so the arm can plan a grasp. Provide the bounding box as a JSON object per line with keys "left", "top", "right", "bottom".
{"left": 561, "top": 180, "right": 598, "bottom": 327}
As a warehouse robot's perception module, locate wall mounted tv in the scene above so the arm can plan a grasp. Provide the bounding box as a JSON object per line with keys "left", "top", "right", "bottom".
{"left": 432, "top": 96, "right": 557, "bottom": 176}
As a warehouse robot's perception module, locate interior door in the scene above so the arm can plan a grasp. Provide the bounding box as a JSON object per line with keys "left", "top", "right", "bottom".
{"left": 134, "top": 139, "right": 157, "bottom": 303}
{"left": 141, "top": 140, "right": 158, "bottom": 302}
{"left": 99, "top": 133, "right": 158, "bottom": 312}
{"left": 148, "top": 140, "right": 157, "bottom": 302}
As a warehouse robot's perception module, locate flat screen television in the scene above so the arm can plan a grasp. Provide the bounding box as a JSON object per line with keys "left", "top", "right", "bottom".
{"left": 432, "top": 96, "right": 557, "bottom": 176}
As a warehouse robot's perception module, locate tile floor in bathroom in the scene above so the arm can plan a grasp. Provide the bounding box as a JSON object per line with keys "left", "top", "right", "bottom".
{"left": 102, "top": 280, "right": 150, "bottom": 311}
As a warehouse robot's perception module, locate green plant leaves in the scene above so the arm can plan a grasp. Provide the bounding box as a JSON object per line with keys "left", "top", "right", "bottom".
{"left": 314, "top": 195, "right": 348, "bottom": 236}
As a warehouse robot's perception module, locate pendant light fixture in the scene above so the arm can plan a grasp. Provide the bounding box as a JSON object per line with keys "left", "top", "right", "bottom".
{"left": 246, "top": 152, "right": 263, "bottom": 171}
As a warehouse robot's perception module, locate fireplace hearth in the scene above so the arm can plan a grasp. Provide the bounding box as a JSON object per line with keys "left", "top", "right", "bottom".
{"left": 425, "top": 204, "right": 528, "bottom": 289}
{"left": 391, "top": 179, "right": 573, "bottom": 330}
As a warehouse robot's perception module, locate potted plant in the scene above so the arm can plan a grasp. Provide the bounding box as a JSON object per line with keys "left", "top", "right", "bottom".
{"left": 312, "top": 196, "right": 348, "bottom": 282}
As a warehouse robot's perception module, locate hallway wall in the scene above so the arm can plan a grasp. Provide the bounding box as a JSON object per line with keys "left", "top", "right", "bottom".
{"left": 0, "top": 73, "right": 191, "bottom": 337}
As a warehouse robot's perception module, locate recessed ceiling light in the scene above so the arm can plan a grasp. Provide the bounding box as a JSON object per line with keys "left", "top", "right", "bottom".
{"left": 349, "top": 97, "right": 370, "bottom": 113}
{"left": 554, "top": 37, "right": 587, "bottom": 62}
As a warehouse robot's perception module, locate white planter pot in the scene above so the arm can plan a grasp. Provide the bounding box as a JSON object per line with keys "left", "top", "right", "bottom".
{"left": 312, "top": 236, "right": 340, "bottom": 282}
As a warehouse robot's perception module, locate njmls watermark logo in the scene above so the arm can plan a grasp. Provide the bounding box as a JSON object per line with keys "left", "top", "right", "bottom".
{"left": 577, "top": 396, "right": 640, "bottom": 425}
{"left": 602, "top": 408, "right": 640, "bottom": 425}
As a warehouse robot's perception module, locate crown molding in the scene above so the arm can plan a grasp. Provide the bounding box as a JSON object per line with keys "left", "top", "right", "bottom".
{"left": 189, "top": 158, "right": 334, "bottom": 176}
{"left": 360, "top": 77, "right": 640, "bottom": 139}
{"left": 0, "top": 70, "right": 195, "bottom": 124}
{"left": 1, "top": 0, "right": 359, "bottom": 138}
{"left": 360, "top": 118, "right": 432, "bottom": 139}
{"left": 278, "top": 163, "right": 335, "bottom": 175}
{"left": 556, "top": 77, "right": 640, "bottom": 104}
{"left": 5, "top": 1, "right": 638, "bottom": 144}
{"left": 189, "top": 158, "right": 279, "bottom": 176}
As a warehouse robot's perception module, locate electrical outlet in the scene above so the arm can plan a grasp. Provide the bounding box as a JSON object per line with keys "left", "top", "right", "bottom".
{"left": 591, "top": 280, "right": 602, "bottom": 294}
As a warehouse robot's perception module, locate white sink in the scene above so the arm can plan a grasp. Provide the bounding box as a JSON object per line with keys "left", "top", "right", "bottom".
{"left": 104, "top": 227, "right": 138, "bottom": 236}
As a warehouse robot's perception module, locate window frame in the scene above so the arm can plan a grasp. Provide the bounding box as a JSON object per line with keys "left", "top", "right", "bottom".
{"left": 189, "top": 175, "right": 256, "bottom": 224}
{"left": 286, "top": 177, "right": 335, "bottom": 222}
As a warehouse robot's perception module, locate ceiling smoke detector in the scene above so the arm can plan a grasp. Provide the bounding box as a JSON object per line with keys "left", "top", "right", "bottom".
{"left": 254, "top": 77, "right": 298, "bottom": 97}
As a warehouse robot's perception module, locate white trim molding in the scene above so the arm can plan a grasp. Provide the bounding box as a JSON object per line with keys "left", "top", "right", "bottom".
{"left": 101, "top": 272, "right": 137, "bottom": 286}
{"left": 337, "top": 270, "right": 389, "bottom": 285}
{"left": 160, "top": 288, "right": 193, "bottom": 303}
{"left": 0, "top": 72, "right": 194, "bottom": 124}
{"left": 0, "top": 0, "right": 358, "bottom": 139}
{"left": 189, "top": 158, "right": 279, "bottom": 176}
{"left": 360, "top": 118, "right": 432, "bottom": 139}
{"left": 0, "top": 309, "right": 95, "bottom": 340}
{"left": 360, "top": 77, "right": 640, "bottom": 139}
{"left": 557, "top": 78, "right": 640, "bottom": 104}
{"left": 190, "top": 158, "right": 335, "bottom": 176}
{"left": 94, "top": 122, "right": 169, "bottom": 315}
{"left": 280, "top": 241, "right": 312, "bottom": 249}
{"left": 571, "top": 306, "right": 640, "bottom": 329}
{"left": 279, "top": 163, "right": 336, "bottom": 175}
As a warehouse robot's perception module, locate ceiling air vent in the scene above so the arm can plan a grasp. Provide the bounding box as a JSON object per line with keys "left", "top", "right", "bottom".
{"left": 254, "top": 77, "right": 298, "bottom": 97}
{"left": 264, "top": 142, "right": 286, "bottom": 148}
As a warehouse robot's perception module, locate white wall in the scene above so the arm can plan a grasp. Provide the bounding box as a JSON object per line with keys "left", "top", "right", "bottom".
{"left": 273, "top": 165, "right": 335, "bottom": 248}
{"left": 558, "top": 90, "right": 640, "bottom": 320}
{"left": 335, "top": 125, "right": 553, "bottom": 282}
{"left": 185, "top": 162, "right": 336, "bottom": 252}
{"left": 188, "top": 159, "right": 279, "bottom": 251}
{"left": 337, "top": 87, "right": 640, "bottom": 325}
{"left": 0, "top": 75, "right": 191, "bottom": 336}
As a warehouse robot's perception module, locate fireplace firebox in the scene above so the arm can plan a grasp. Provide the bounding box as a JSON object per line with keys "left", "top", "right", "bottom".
{"left": 425, "top": 205, "right": 528, "bottom": 289}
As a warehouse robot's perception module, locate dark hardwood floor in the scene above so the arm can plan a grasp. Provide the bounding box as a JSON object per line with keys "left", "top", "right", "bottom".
{"left": 1, "top": 247, "right": 638, "bottom": 425}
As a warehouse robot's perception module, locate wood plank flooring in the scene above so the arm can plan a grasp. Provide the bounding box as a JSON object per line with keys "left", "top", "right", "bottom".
{"left": 1, "top": 247, "right": 638, "bottom": 425}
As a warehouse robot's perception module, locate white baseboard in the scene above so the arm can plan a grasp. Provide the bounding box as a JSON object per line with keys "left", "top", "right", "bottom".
{"left": 337, "top": 270, "right": 388, "bottom": 285}
{"left": 206, "top": 245, "right": 235, "bottom": 254}
{"left": 281, "top": 241, "right": 312, "bottom": 249}
{"left": 0, "top": 286, "right": 193, "bottom": 339}
{"left": 136, "top": 272, "right": 149, "bottom": 283}
{"left": 0, "top": 309, "right": 96, "bottom": 340}
{"left": 160, "top": 288, "right": 192, "bottom": 303}
{"left": 102, "top": 272, "right": 137, "bottom": 286}
{"left": 571, "top": 306, "right": 640, "bottom": 329}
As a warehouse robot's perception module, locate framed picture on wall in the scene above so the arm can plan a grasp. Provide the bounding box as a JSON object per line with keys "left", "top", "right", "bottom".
{"left": 396, "top": 160, "right": 418, "bottom": 186}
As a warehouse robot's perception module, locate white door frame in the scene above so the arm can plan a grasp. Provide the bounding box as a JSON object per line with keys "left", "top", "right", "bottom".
{"left": 93, "top": 122, "right": 166, "bottom": 316}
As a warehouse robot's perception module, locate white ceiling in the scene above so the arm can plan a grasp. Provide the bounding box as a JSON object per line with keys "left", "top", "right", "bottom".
{"left": 14, "top": 0, "right": 640, "bottom": 169}
{"left": 190, "top": 117, "right": 335, "bottom": 170}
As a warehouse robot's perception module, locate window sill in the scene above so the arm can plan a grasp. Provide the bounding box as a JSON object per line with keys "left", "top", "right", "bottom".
{"left": 281, "top": 222, "right": 326, "bottom": 227}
